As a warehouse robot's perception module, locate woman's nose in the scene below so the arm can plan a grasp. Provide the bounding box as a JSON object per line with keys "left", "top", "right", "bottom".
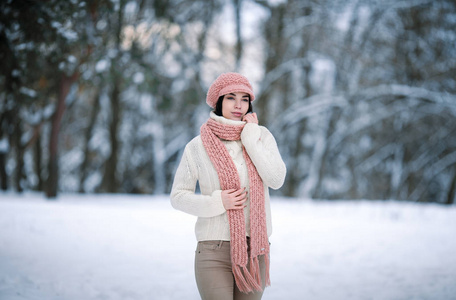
{"left": 234, "top": 100, "right": 241, "bottom": 108}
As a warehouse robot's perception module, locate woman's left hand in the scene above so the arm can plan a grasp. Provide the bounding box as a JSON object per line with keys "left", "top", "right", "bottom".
{"left": 243, "top": 112, "right": 258, "bottom": 124}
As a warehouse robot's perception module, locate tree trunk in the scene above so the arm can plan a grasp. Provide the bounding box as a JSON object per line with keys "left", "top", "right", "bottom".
{"left": 34, "top": 134, "right": 43, "bottom": 191}
{"left": 300, "top": 110, "right": 333, "bottom": 198}
{"left": 287, "top": 121, "right": 306, "bottom": 197}
{"left": 314, "top": 107, "right": 341, "bottom": 199}
{"left": 0, "top": 112, "right": 10, "bottom": 191}
{"left": 79, "top": 89, "right": 101, "bottom": 193}
{"left": 347, "top": 156, "right": 359, "bottom": 200}
{"left": 257, "top": 3, "right": 286, "bottom": 126}
{"left": 446, "top": 172, "right": 456, "bottom": 205}
{"left": 13, "top": 118, "right": 25, "bottom": 192}
{"left": 46, "top": 72, "right": 79, "bottom": 199}
{"left": 101, "top": 0, "right": 124, "bottom": 193}
{"left": 101, "top": 79, "right": 121, "bottom": 193}
{"left": 233, "top": 0, "right": 243, "bottom": 71}
{"left": 0, "top": 148, "right": 7, "bottom": 190}
{"left": 337, "top": 1, "right": 360, "bottom": 91}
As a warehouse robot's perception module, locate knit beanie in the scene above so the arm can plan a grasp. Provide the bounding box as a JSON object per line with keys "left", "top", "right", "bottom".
{"left": 206, "top": 72, "right": 256, "bottom": 108}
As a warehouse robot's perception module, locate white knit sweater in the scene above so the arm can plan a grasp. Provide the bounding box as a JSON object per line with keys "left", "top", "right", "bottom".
{"left": 170, "top": 112, "right": 286, "bottom": 241}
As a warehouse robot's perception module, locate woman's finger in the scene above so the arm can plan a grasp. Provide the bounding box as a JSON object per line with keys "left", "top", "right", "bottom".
{"left": 234, "top": 197, "right": 246, "bottom": 204}
{"left": 232, "top": 187, "right": 246, "bottom": 196}
{"left": 234, "top": 191, "right": 247, "bottom": 200}
{"left": 232, "top": 204, "right": 246, "bottom": 210}
{"left": 244, "top": 113, "right": 258, "bottom": 124}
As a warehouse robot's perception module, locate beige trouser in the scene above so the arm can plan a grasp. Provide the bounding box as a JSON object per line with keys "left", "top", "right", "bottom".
{"left": 194, "top": 240, "right": 266, "bottom": 300}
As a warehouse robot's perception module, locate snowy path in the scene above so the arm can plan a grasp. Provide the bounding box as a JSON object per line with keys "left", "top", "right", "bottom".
{"left": 0, "top": 193, "right": 455, "bottom": 300}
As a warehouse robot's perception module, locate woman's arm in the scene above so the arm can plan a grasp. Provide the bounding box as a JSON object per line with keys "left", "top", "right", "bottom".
{"left": 170, "top": 144, "right": 226, "bottom": 217}
{"left": 241, "top": 123, "right": 287, "bottom": 189}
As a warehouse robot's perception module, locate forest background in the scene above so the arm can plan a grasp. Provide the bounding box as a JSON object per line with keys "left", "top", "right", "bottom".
{"left": 1, "top": 0, "right": 455, "bottom": 204}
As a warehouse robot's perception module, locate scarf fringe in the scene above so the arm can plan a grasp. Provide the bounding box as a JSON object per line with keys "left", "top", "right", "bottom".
{"left": 233, "top": 262, "right": 262, "bottom": 293}
{"left": 265, "top": 253, "right": 271, "bottom": 287}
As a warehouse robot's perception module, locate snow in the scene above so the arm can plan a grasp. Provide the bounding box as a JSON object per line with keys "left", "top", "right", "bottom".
{"left": 309, "top": 58, "right": 336, "bottom": 94}
{"left": 0, "top": 137, "right": 9, "bottom": 153}
{"left": 0, "top": 193, "right": 455, "bottom": 300}
{"left": 67, "top": 55, "right": 77, "bottom": 64}
{"left": 95, "top": 59, "right": 111, "bottom": 73}
{"left": 124, "top": 1, "right": 138, "bottom": 18}
{"left": 132, "top": 72, "right": 144, "bottom": 84}
{"left": 96, "top": 20, "right": 108, "bottom": 31}
{"left": 19, "top": 87, "right": 37, "bottom": 98}
{"left": 11, "top": 69, "right": 20, "bottom": 77}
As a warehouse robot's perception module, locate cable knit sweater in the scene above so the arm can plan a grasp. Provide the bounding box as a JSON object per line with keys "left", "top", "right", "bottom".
{"left": 171, "top": 112, "right": 286, "bottom": 241}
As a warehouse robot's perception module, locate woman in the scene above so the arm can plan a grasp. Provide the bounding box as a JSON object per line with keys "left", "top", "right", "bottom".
{"left": 171, "top": 72, "right": 286, "bottom": 300}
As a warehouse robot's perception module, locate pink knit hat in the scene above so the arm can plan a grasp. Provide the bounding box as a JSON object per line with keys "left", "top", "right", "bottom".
{"left": 206, "top": 72, "right": 255, "bottom": 108}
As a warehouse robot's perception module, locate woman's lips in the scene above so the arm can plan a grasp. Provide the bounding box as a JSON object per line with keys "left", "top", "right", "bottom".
{"left": 232, "top": 112, "right": 242, "bottom": 117}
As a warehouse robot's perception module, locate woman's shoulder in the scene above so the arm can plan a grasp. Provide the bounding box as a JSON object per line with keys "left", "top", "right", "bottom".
{"left": 188, "top": 135, "right": 202, "bottom": 145}
{"left": 184, "top": 135, "right": 204, "bottom": 152}
{"left": 258, "top": 124, "right": 271, "bottom": 133}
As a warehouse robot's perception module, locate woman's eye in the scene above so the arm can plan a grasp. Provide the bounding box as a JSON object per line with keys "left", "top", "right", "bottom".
{"left": 242, "top": 99, "right": 249, "bottom": 102}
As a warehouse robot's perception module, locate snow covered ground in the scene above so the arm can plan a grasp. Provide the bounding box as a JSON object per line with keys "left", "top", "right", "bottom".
{"left": 0, "top": 193, "right": 455, "bottom": 300}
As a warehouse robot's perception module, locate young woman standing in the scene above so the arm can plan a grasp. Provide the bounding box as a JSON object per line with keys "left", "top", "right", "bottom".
{"left": 171, "top": 72, "right": 286, "bottom": 300}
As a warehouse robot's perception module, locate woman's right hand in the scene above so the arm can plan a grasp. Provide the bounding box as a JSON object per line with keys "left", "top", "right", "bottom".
{"left": 221, "top": 188, "right": 247, "bottom": 210}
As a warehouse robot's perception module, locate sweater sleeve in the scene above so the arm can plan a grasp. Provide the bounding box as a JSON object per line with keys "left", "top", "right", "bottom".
{"left": 170, "top": 143, "right": 226, "bottom": 217}
{"left": 241, "top": 123, "right": 287, "bottom": 190}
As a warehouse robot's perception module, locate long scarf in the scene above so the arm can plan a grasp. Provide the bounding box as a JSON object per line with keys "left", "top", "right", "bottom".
{"left": 200, "top": 117, "right": 270, "bottom": 293}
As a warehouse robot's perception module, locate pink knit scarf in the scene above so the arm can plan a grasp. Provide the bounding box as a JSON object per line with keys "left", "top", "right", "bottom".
{"left": 200, "top": 117, "right": 270, "bottom": 293}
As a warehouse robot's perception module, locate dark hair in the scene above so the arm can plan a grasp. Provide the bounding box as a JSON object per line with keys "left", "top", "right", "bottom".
{"left": 214, "top": 95, "right": 253, "bottom": 117}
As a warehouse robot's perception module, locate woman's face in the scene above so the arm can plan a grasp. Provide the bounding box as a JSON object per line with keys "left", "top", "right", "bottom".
{"left": 222, "top": 92, "right": 250, "bottom": 121}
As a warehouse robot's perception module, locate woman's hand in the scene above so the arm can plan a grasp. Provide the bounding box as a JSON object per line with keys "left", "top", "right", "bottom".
{"left": 221, "top": 188, "right": 247, "bottom": 210}
{"left": 243, "top": 112, "right": 258, "bottom": 124}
